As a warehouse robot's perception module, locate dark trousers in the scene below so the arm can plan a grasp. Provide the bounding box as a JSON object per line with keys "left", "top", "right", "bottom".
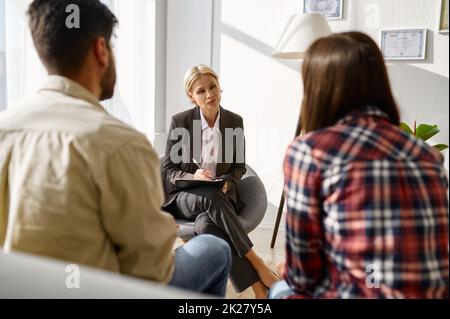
{"left": 168, "top": 185, "right": 260, "bottom": 292}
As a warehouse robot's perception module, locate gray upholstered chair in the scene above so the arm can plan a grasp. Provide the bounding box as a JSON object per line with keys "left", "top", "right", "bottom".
{"left": 0, "top": 251, "right": 202, "bottom": 298}
{"left": 159, "top": 155, "right": 267, "bottom": 240}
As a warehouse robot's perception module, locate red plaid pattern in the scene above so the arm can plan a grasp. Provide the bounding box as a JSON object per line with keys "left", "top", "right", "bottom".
{"left": 283, "top": 107, "right": 449, "bottom": 299}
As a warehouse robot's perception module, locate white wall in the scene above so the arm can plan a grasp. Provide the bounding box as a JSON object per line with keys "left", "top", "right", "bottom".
{"left": 165, "top": 0, "right": 449, "bottom": 232}
{"left": 344, "top": 0, "right": 449, "bottom": 145}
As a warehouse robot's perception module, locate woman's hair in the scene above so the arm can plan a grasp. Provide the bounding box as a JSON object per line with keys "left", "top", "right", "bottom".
{"left": 184, "top": 65, "right": 220, "bottom": 96}
{"left": 300, "top": 32, "right": 400, "bottom": 133}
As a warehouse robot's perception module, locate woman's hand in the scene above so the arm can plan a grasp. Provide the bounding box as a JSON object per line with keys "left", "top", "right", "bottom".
{"left": 194, "top": 169, "right": 212, "bottom": 181}
{"left": 222, "top": 181, "right": 229, "bottom": 193}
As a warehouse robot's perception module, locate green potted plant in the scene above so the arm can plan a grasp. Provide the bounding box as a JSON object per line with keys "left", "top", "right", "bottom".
{"left": 400, "top": 121, "right": 448, "bottom": 152}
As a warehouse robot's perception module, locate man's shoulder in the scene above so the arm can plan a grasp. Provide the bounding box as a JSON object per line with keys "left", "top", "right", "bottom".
{"left": 76, "top": 106, "right": 153, "bottom": 156}
{"left": 0, "top": 93, "right": 151, "bottom": 155}
{"left": 0, "top": 96, "right": 36, "bottom": 124}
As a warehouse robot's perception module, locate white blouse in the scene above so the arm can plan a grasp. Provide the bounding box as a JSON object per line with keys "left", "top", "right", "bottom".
{"left": 199, "top": 109, "right": 221, "bottom": 178}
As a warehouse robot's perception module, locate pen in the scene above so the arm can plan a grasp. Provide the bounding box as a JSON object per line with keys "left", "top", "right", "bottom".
{"left": 192, "top": 158, "right": 202, "bottom": 170}
{"left": 192, "top": 158, "right": 213, "bottom": 180}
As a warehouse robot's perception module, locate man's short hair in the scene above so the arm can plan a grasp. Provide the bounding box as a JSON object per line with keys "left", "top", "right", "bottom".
{"left": 27, "top": 0, "right": 118, "bottom": 74}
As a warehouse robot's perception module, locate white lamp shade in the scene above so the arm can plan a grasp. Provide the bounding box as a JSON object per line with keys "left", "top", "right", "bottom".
{"left": 272, "top": 13, "right": 332, "bottom": 59}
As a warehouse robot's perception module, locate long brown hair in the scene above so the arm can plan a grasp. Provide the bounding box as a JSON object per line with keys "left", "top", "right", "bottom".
{"left": 300, "top": 32, "right": 400, "bottom": 133}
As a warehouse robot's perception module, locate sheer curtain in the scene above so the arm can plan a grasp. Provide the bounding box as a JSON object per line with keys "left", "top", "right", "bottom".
{"left": 3, "top": 0, "right": 46, "bottom": 110}
{"left": 0, "top": 0, "right": 5, "bottom": 110}
{"left": 1, "top": 0, "right": 157, "bottom": 139}
{"left": 102, "top": 0, "right": 156, "bottom": 138}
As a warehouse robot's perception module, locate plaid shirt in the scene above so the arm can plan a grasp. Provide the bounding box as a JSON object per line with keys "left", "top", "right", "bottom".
{"left": 283, "top": 107, "right": 449, "bottom": 299}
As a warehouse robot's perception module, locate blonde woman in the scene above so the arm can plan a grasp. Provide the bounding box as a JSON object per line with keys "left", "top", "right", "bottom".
{"left": 162, "top": 65, "right": 279, "bottom": 298}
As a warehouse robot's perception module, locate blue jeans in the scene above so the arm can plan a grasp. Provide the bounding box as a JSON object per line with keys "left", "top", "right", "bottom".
{"left": 268, "top": 280, "right": 295, "bottom": 299}
{"left": 169, "top": 234, "right": 231, "bottom": 297}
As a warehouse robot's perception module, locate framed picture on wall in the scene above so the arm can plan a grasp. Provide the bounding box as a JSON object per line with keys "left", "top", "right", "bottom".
{"left": 439, "top": 0, "right": 449, "bottom": 33}
{"left": 303, "top": 0, "right": 343, "bottom": 20}
{"left": 380, "top": 29, "right": 427, "bottom": 60}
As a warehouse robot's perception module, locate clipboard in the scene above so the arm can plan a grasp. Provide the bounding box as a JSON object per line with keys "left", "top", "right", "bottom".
{"left": 175, "top": 178, "right": 226, "bottom": 191}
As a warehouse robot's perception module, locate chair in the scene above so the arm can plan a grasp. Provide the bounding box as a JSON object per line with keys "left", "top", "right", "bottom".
{"left": 159, "top": 155, "right": 267, "bottom": 240}
{"left": 0, "top": 251, "right": 204, "bottom": 298}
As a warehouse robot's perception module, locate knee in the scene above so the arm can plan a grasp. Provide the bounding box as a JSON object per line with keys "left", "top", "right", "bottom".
{"left": 195, "top": 223, "right": 209, "bottom": 236}
{"left": 194, "top": 216, "right": 218, "bottom": 235}
{"left": 199, "top": 234, "right": 231, "bottom": 270}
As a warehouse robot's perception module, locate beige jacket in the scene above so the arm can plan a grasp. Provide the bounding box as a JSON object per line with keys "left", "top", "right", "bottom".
{"left": 0, "top": 76, "right": 177, "bottom": 283}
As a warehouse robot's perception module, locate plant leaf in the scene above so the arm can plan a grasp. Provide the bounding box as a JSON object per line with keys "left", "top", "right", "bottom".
{"left": 433, "top": 144, "right": 449, "bottom": 151}
{"left": 400, "top": 122, "right": 413, "bottom": 135}
{"left": 416, "top": 124, "right": 440, "bottom": 141}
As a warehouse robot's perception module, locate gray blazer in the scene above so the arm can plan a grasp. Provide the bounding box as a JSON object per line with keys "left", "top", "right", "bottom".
{"left": 162, "top": 106, "right": 246, "bottom": 209}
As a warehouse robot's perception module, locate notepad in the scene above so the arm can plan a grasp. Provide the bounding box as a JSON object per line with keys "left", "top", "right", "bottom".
{"left": 175, "top": 178, "right": 225, "bottom": 191}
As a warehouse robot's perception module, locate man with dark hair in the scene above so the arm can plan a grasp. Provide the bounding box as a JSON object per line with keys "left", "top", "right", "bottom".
{"left": 0, "top": 0, "right": 231, "bottom": 297}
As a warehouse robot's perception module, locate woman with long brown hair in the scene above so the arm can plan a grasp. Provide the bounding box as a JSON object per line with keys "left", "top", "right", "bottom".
{"left": 270, "top": 32, "right": 448, "bottom": 299}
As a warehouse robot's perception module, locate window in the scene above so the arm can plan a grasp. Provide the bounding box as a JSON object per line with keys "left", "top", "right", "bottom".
{"left": 1, "top": 0, "right": 47, "bottom": 112}
{"left": 102, "top": 0, "right": 157, "bottom": 139}
{"left": 0, "top": 0, "right": 167, "bottom": 144}
{"left": 0, "top": 0, "right": 6, "bottom": 111}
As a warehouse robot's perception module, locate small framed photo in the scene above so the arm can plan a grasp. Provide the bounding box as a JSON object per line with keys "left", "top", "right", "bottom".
{"left": 439, "top": 0, "right": 449, "bottom": 33}
{"left": 380, "top": 29, "right": 427, "bottom": 60}
{"left": 303, "top": 0, "right": 343, "bottom": 20}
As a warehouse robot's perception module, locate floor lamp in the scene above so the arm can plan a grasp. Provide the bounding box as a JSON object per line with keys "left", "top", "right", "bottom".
{"left": 270, "top": 13, "right": 332, "bottom": 248}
